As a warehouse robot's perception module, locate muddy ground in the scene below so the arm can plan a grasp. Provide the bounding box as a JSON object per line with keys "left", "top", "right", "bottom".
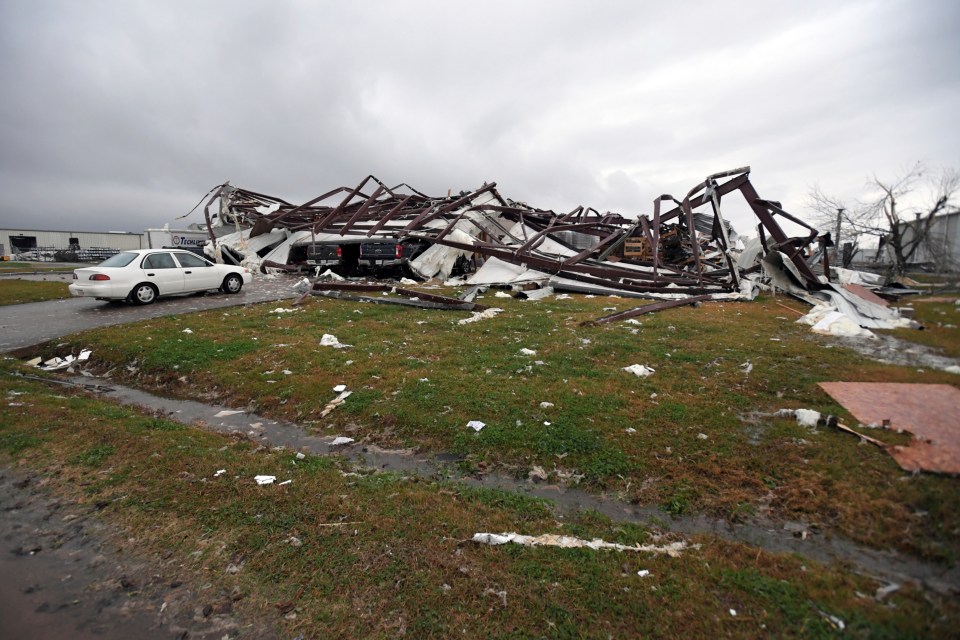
{"left": 0, "top": 467, "right": 279, "bottom": 639}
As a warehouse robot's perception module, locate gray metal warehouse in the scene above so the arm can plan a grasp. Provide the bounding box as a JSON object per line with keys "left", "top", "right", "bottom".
{"left": 0, "top": 228, "right": 145, "bottom": 261}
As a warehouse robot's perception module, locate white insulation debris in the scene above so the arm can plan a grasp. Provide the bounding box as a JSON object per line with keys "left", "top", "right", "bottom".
{"left": 472, "top": 533, "right": 694, "bottom": 556}
{"left": 458, "top": 308, "right": 503, "bottom": 325}
{"left": 622, "top": 364, "right": 655, "bottom": 377}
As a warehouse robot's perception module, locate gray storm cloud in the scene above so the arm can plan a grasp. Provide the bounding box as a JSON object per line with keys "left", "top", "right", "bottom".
{"left": 0, "top": 0, "right": 957, "bottom": 233}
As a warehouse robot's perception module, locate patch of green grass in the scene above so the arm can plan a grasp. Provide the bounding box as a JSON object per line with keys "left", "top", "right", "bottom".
{"left": 886, "top": 296, "right": 960, "bottom": 358}
{"left": 0, "top": 430, "right": 43, "bottom": 454}
{"left": 69, "top": 443, "right": 116, "bottom": 467}
{"left": 141, "top": 337, "right": 259, "bottom": 372}
{"left": 0, "top": 280, "right": 69, "bottom": 305}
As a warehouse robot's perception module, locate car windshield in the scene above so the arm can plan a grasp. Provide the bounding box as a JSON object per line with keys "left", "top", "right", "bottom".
{"left": 98, "top": 252, "right": 138, "bottom": 267}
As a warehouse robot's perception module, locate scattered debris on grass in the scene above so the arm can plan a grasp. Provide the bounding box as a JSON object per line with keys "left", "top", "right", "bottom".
{"left": 254, "top": 475, "right": 276, "bottom": 485}
{"left": 471, "top": 533, "right": 694, "bottom": 556}
{"left": 466, "top": 420, "right": 486, "bottom": 432}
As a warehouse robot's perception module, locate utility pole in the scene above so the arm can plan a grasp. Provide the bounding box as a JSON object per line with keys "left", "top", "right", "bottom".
{"left": 833, "top": 207, "right": 844, "bottom": 263}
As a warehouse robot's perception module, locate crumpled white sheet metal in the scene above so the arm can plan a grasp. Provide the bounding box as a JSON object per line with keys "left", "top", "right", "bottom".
{"left": 409, "top": 228, "right": 477, "bottom": 281}
{"left": 472, "top": 532, "right": 693, "bottom": 556}
{"left": 205, "top": 227, "right": 289, "bottom": 270}
{"left": 467, "top": 257, "right": 551, "bottom": 286}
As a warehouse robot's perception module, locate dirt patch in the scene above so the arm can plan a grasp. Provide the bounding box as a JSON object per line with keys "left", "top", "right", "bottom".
{"left": 0, "top": 468, "right": 278, "bottom": 639}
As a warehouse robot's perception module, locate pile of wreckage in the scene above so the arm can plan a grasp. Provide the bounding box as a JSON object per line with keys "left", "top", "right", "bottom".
{"left": 192, "top": 167, "right": 916, "bottom": 335}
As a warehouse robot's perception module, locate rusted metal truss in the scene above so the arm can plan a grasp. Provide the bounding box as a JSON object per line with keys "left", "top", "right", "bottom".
{"left": 200, "top": 167, "right": 829, "bottom": 296}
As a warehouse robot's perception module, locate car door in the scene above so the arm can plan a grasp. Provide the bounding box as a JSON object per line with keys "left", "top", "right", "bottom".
{"left": 173, "top": 252, "right": 223, "bottom": 291}
{"left": 140, "top": 252, "right": 185, "bottom": 294}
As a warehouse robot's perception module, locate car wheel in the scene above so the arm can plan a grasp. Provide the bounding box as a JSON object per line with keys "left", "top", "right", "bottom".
{"left": 221, "top": 273, "right": 243, "bottom": 294}
{"left": 130, "top": 283, "right": 158, "bottom": 305}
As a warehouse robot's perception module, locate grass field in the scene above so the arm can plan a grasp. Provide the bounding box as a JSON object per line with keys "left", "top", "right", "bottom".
{"left": 29, "top": 288, "right": 960, "bottom": 567}
{"left": 2, "top": 358, "right": 955, "bottom": 638}
{"left": 0, "top": 279, "right": 69, "bottom": 305}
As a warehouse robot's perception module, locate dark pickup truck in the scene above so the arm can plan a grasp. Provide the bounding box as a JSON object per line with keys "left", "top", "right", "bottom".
{"left": 303, "top": 240, "right": 429, "bottom": 276}
{"left": 358, "top": 241, "right": 428, "bottom": 272}
{"left": 306, "top": 243, "right": 340, "bottom": 268}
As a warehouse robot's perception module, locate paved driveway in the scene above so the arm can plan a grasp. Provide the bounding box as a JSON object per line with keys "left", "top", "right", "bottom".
{"left": 0, "top": 274, "right": 300, "bottom": 352}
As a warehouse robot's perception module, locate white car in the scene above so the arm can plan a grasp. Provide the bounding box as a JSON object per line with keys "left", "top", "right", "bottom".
{"left": 69, "top": 249, "right": 253, "bottom": 305}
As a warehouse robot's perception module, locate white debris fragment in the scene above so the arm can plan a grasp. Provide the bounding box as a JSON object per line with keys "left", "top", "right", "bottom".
{"left": 466, "top": 420, "right": 486, "bottom": 432}
{"left": 26, "top": 357, "right": 42, "bottom": 367}
{"left": 697, "top": 433, "right": 709, "bottom": 440}
{"left": 333, "top": 384, "right": 347, "bottom": 393}
{"left": 295, "top": 452, "right": 306, "bottom": 460}
{"left": 320, "top": 334, "right": 352, "bottom": 348}
{"left": 214, "top": 410, "right": 245, "bottom": 418}
{"left": 319, "top": 391, "right": 353, "bottom": 418}
{"left": 282, "top": 370, "right": 292, "bottom": 375}
{"left": 317, "top": 269, "right": 345, "bottom": 281}
{"left": 77, "top": 349, "right": 92, "bottom": 361}
{"left": 794, "top": 409, "right": 821, "bottom": 428}
{"left": 522, "top": 286, "right": 554, "bottom": 301}
{"left": 278, "top": 480, "right": 292, "bottom": 486}
{"left": 539, "top": 402, "right": 554, "bottom": 409}
{"left": 943, "top": 365, "right": 960, "bottom": 375}
{"left": 399, "top": 277, "right": 418, "bottom": 285}
{"left": 458, "top": 307, "right": 503, "bottom": 325}
{"left": 330, "top": 436, "right": 355, "bottom": 446}
{"left": 471, "top": 533, "right": 694, "bottom": 556}
{"left": 182, "top": 328, "right": 193, "bottom": 334}
{"left": 519, "top": 348, "right": 537, "bottom": 356}
{"left": 494, "top": 291, "right": 513, "bottom": 298}
{"left": 419, "top": 378, "right": 429, "bottom": 383}
{"left": 214, "top": 469, "right": 226, "bottom": 477}
{"left": 637, "top": 570, "right": 651, "bottom": 578}
{"left": 625, "top": 428, "right": 637, "bottom": 434}
{"left": 254, "top": 475, "right": 276, "bottom": 485}
{"left": 729, "top": 609, "right": 737, "bottom": 617}
{"left": 740, "top": 361, "right": 753, "bottom": 375}
{"left": 622, "top": 364, "right": 655, "bottom": 377}
{"left": 270, "top": 307, "right": 300, "bottom": 314}
{"left": 624, "top": 319, "right": 642, "bottom": 325}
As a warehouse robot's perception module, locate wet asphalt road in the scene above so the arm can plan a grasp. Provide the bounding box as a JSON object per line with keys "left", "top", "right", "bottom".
{"left": 0, "top": 273, "right": 300, "bottom": 352}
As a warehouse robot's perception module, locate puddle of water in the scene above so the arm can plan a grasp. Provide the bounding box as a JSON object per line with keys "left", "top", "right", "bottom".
{"left": 829, "top": 332, "right": 960, "bottom": 372}
{"left": 62, "top": 375, "right": 960, "bottom": 591}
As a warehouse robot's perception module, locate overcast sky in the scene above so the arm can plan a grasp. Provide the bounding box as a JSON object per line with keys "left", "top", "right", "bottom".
{"left": 1, "top": 0, "right": 957, "bottom": 236}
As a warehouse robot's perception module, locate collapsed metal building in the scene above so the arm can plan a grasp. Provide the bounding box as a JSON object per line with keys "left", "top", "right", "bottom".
{"left": 196, "top": 167, "right": 838, "bottom": 301}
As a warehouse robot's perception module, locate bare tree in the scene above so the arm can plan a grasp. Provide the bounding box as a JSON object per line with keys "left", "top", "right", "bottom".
{"left": 808, "top": 165, "right": 959, "bottom": 275}
{"left": 865, "top": 165, "right": 959, "bottom": 275}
